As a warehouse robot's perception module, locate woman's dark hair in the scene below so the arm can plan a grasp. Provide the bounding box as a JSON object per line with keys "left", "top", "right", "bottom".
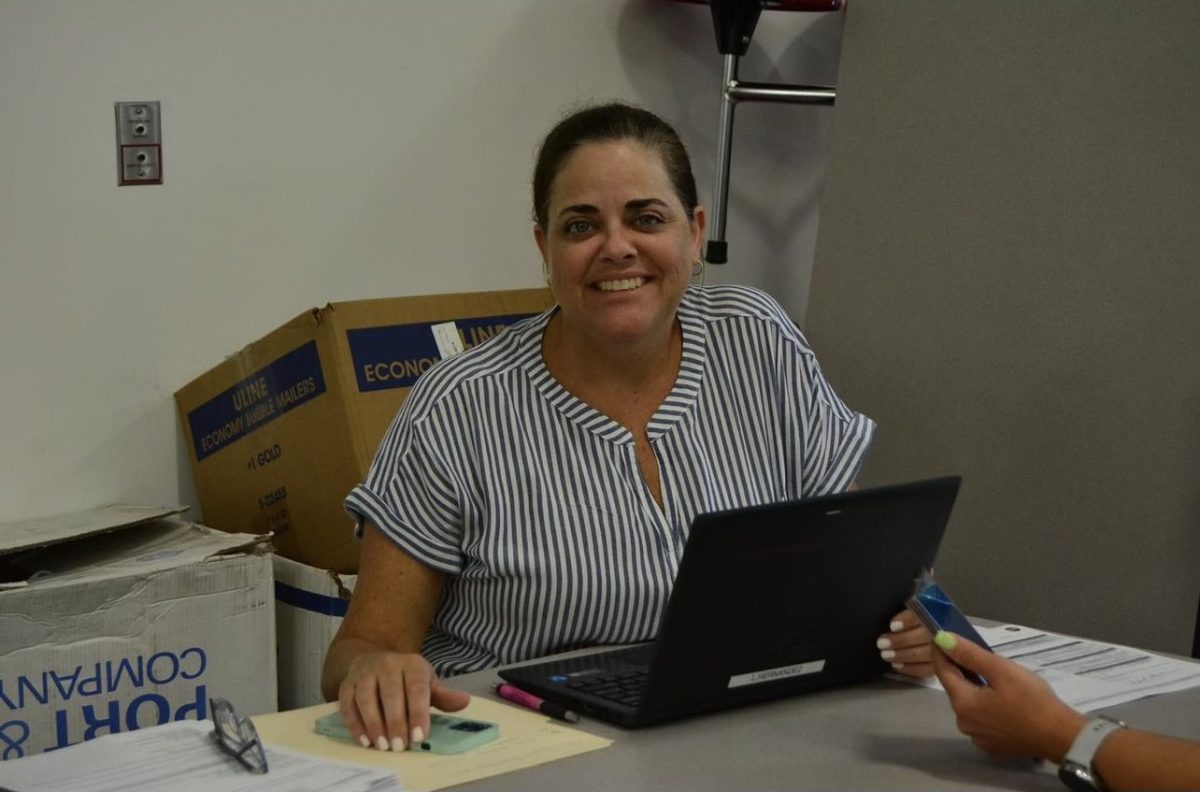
{"left": 532, "top": 102, "right": 699, "bottom": 228}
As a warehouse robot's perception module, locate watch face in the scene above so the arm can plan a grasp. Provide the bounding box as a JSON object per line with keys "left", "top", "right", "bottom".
{"left": 1059, "top": 762, "right": 1099, "bottom": 792}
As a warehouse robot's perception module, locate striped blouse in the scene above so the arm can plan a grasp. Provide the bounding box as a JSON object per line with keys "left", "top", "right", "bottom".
{"left": 345, "top": 284, "right": 875, "bottom": 677}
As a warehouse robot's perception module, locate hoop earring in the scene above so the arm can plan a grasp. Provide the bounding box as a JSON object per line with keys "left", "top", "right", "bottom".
{"left": 691, "top": 258, "right": 705, "bottom": 279}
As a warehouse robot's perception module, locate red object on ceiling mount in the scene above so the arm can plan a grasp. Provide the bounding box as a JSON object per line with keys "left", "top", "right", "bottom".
{"left": 671, "top": 0, "right": 843, "bottom": 10}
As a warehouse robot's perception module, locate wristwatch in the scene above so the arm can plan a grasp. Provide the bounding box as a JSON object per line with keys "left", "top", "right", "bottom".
{"left": 1058, "top": 715, "right": 1127, "bottom": 791}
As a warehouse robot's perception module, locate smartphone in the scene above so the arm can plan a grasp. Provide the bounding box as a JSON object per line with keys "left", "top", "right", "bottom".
{"left": 906, "top": 569, "right": 992, "bottom": 685}
{"left": 314, "top": 711, "right": 499, "bottom": 755}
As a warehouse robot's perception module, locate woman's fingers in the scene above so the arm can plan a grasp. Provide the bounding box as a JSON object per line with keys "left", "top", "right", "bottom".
{"left": 878, "top": 608, "right": 935, "bottom": 676}
{"left": 339, "top": 651, "right": 444, "bottom": 751}
{"left": 344, "top": 673, "right": 392, "bottom": 751}
{"left": 338, "top": 676, "right": 373, "bottom": 749}
{"left": 431, "top": 680, "right": 472, "bottom": 712}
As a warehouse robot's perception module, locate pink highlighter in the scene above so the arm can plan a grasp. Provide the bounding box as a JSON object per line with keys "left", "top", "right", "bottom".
{"left": 495, "top": 683, "right": 580, "bottom": 723}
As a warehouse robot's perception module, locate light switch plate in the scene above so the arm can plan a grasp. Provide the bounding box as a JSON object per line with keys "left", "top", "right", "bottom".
{"left": 115, "top": 101, "right": 162, "bottom": 185}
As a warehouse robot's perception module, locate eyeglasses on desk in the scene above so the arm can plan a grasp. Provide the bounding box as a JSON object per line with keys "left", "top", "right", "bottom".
{"left": 209, "top": 696, "right": 269, "bottom": 774}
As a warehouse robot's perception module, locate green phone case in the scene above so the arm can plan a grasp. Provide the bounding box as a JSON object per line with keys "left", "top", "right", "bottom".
{"left": 314, "top": 711, "right": 499, "bottom": 755}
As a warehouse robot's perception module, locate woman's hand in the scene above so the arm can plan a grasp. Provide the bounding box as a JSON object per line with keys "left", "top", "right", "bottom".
{"left": 337, "top": 650, "right": 470, "bottom": 752}
{"left": 931, "top": 631, "right": 1086, "bottom": 761}
{"left": 877, "top": 608, "right": 935, "bottom": 677}
{"left": 323, "top": 525, "right": 467, "bottom": 751}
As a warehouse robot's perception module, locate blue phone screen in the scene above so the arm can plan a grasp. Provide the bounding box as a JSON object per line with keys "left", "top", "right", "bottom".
{"left": 911, "top": 579, "right": 991, "bottom": 685}
{"left": 913, "top": 582, "right": 990, "bottom": 649}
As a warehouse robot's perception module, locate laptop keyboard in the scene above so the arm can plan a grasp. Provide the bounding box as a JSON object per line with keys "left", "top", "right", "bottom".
{"left": 564, "top": 668, "right": 648, "bottom": 707}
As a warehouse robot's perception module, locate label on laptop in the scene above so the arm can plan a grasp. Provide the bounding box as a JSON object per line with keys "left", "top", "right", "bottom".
{"left": 727, "top": 660, "right": 826, "bottom": 689}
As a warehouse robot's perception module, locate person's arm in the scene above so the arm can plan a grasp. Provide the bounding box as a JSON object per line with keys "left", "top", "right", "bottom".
{"left": 1089, "top": 728, "right": 1200, "bottom": 792}
{"left": 932, "top": 630, "right": 1200, "bottom": 791}
{"left": 321, "top": 521, "right": 469, "bottom": 752}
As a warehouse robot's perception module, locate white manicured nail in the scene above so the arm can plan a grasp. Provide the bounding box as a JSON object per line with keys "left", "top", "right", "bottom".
{"left": 891, "top": 662, "right": 905, "bottom": 670}
{"left": 891, "top": 620, "right": 905, "bottom": 632}
{"left": 376, "top": 736, "right": 389, "bottom": 752}
{"left": 411, "top": 726, "right": 424, "bottom": 748}
{"left": 358, "top": 735, "right": 370, "bottom": 748}
{"left": 881, "top": 649, "right": 896, "bottom": 660}
{"left": 392, "top": 737, "right": 405, "bottom": 753}
{"left": 876, "top": 637, "right": 892, "bottom": 650}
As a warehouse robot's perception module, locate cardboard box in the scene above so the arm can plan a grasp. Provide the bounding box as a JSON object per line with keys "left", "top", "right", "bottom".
{"left": 0, "top": 505, "right": 276, "bottom": 762}
{"left": 175, "top": 289, "right": 553, "bottom": 573}
{"left": 273, "top": 555, "right": 357, "bottom": 710}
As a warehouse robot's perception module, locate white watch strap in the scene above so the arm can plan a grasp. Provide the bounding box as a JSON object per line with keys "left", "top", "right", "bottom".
{"left": 1063, "top": 717, "right": 1126, "bottom": 777}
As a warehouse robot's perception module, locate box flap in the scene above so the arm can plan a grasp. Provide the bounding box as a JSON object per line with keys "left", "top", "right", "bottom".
{"left": 10, "top": 517, "right": 268, "bottom": 590}
{"left": 0, "top": 504, "right": 185, "bottom": 557}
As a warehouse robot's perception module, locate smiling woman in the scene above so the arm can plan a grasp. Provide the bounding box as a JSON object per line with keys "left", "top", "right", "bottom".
{"left": 321, "top": 102, "right": 916, "bottom": 756}
{"left": 536, "top": 137, "right": 703, "bottom": 508}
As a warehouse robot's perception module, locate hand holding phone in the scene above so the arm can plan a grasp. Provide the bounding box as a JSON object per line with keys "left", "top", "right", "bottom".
{"left": 906, "top": 569, "right": 992, "bottom": 685}
{"left": 314, "top": 711, "right": 499, "bottom": 754}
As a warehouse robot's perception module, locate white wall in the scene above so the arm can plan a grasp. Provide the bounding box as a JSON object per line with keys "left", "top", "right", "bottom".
{"left": 0, "top": 1, "right": 843, "bottom": 523}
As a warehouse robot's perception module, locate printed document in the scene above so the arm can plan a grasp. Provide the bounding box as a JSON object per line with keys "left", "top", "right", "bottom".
{"left": 976, "top": 623, "right": 1200, "bottom": 711}
{"left": 908, "top": 622, "right": 1200, "bottom": 712}
{"left": 0, "top": 719, "right": 400, "bottom": 792}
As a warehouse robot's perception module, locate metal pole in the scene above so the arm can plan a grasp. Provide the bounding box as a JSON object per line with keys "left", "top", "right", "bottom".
{"left": 707, "top": 53, "right": 740, "bottom": 265}
{"left": 728, "top": 82, "right": 835, "bottom": 104}
{"left": 705, "top": 71, "right": 836, "bottom": 264}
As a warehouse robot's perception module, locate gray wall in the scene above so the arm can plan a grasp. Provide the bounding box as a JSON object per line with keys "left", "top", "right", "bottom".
{"left": 807, "top": 1, "right": 1200, "bottom": 654}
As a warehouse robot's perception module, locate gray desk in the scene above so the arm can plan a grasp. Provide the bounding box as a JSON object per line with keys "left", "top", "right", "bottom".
{"left": 449, "top": 655, "right": 1200, "bottom": 791}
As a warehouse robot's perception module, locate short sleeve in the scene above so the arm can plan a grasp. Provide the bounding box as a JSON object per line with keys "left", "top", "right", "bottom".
{"left": 344, "top": 405, "right": 466, "bottom": 575}
{"left": 795, "top": 350, "right": 876, "bottom": 496}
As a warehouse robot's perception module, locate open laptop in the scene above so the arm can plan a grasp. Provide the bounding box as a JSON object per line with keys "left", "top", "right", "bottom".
{"left": 498, "top": 476, "right": 961, "bottom": 727}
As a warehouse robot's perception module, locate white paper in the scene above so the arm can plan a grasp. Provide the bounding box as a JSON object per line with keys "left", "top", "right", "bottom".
{"left": 906, "top": 622, "right": 1200, "bottom": 712}
{"left": 0, "top": 720, "right": 401, "bottom": 792}
{"left": 977, "top": 623, "right": 1200, "bottom": 711}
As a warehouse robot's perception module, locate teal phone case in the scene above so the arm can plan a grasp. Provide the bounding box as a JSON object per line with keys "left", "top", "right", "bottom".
{"left": 314, "top": 711, "right": 499, "bottom": 754}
